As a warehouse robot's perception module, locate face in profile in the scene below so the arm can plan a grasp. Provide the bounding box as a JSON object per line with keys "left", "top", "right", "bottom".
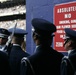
{"left": 63, "top": 39, "right": 72, "bottom": 51}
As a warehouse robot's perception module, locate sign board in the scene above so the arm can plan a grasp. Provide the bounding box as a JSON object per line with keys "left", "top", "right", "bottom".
{"left": 54, "top": 1, "right": 76, "bottom": 52}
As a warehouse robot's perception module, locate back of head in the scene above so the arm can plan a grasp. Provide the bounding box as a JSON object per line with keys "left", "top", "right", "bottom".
{"left": 31, "top": 18, "right": 56, "bottom": 45}
{"left": 8, "top": 28, "right": 28, "bottom": 45}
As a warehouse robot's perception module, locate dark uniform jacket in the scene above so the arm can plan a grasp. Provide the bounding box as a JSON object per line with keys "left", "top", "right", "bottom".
{"left": 21, "top": 45, "right": 64, "bottom": 75}
{"left": 9, "top": 45, "right": 30, "bottom": 75}
{"left": 61, "top": 49, "right": 76, "bottom": 75}
{"left": 0, "top": 51, "right": 11, "bottom": 75}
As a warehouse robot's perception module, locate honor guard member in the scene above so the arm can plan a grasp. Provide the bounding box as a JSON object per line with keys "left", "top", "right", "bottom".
{"left": 61, "top": 28, "right": 76, "bottom": 75}
{"left": 8, "top": 28, "right": 30, "bottom": 75}
{"left": 0, "top": 28, "right": 10, "bottom": 54}
{"left": 0, "top": 51, "right": 11, "bottom": 75}
{"left": 20, "top": 18, "right": 64, "bottom": 75}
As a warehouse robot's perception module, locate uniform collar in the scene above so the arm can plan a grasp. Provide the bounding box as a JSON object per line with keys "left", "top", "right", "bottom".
{"left": 0, "top": 45, "right": 6, "bottom": 51}
{"left": 34, "top": 45, "right": 40, "bottom": 53}
{"left": 13, "top": 44, "right": 20, "bottom": 47}
{"left": 68, "top": 50, "right": 73, "bottom": 55}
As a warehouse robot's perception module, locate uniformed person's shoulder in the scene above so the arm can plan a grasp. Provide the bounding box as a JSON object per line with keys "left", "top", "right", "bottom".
{"left": 0, "top": 51, "right": 8, "bottom": 58}
{"left": 52, "top": 48, "right": 64, "bottom": 57}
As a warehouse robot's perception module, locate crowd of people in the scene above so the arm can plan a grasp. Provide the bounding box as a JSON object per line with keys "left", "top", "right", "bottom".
{"left": 0, "top": 18, "right": 76, "bottom": 75}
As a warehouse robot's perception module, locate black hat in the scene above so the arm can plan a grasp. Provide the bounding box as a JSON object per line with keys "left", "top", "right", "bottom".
{"left": 32, "top": 18, "right": 56, "bottom": 36}
{"left": 0, "top": 28, "right": 10, "bottom": 38}
{"left": 64, "top": 28, "right": 76, "bottom": 40}
{"left": 8, "top": 28, "right": 28, "bottom": 37}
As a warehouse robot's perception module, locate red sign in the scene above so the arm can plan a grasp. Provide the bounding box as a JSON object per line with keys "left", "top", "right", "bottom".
{"left": 54, "top": 1, "right": 76, "bottom": 52}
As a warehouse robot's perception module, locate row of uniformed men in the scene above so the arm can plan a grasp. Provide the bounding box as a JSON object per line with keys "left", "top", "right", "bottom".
{"left": 0, "top": 18, "right": 76, "bottom": 75}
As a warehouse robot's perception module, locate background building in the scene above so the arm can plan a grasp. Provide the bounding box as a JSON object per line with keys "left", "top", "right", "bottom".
{"left": 0, "top": 0, "right": 26, "bottom": 29}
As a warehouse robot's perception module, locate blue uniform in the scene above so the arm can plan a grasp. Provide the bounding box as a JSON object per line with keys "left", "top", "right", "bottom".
{"left": 0, "top": 51, "right": 11, "bottom": 75}
{"left": 61, "top": 28, "right": 76, "bottom": 75}
{"left": 8, "top": 28, "right": 30, "bottom": 75}
{"left": 20, "top": 18, "right": 64, "bottom": 75}
{"left": 0, "top": 28, "right": 10, "bottom": 54}
{"left": 9, "top": 44, "right": 30, "bottom": 75}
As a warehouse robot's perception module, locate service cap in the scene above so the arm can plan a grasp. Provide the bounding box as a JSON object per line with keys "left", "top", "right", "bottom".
{"left": 0, "top": 28, "right": 10, "bottom": 38}
{"left": 64, "top": 28, "right": 76, "bottom": 40}
{"left": 32, "top": 18, "right": 56, "bottom": 36}
{"left": 8, "top": 28, "right": 28, "bottom": 37}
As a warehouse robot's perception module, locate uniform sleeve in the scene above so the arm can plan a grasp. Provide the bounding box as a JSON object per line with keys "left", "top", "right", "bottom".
{"left": 20, "top": 57, "right": 35, "bottom": 75}
{"left": 20, "top": 57, "right": 27, "bottom": 75}
{"left": 60, "top": 58, "right": 68, "bottom": 75}
{"left": 60, "top": 56, "right": 74, "bottom": 75}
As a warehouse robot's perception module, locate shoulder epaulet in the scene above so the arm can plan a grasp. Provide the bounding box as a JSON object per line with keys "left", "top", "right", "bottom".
{"left": 21, "top": 57, "right": 35, "bottom": 75}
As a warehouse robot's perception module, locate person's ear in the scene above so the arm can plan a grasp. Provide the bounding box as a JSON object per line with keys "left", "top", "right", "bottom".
{"left": 33, "top": 32, "right": 40, "bottom": 40}
{"left": 68, "top": 40, "right": 72, "bottom": 46}
{"left": 33, "top": 34, "right": 39, "bottom": 40}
